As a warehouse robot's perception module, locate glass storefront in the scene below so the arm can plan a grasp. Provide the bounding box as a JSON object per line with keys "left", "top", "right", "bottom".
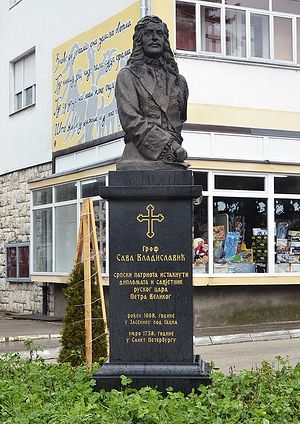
{"left": 192, "top": 171, "right": 300, "bottom": 276}
{"left": 32, "top": 176, "right": 107, "bottom": 275}
{"left": 31, "top": 171, "right": 300, "bottom": 278}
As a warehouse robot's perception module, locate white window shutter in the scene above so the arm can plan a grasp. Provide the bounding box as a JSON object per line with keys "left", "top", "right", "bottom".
{"left": 24, "top": 53, "right": 35, "bottom": 89}
{"left": 14, "top": 60, "right": 22, "bottom": 94}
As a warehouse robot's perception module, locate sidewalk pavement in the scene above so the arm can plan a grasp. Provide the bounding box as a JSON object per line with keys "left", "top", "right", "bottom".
{"left": 1, "top": 314, "right": 300, "bottom": 346}
{"left": 194, "top": 320, "right": 300, "bottom": 346}
{"left": 0, "top": 315, "right": 62, "bottom": 343}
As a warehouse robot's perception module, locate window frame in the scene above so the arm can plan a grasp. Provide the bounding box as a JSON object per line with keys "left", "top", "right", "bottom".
{"left": 10, "top": 50, "right": 36, "bottom": 114}
{"left": 30, "top": 175, "right": 108, "bottom": 277}
{"left": 5, "top": 242, "right": 30, "bottom": 283}
{"left": 176, "top": 0, "right": 300, "bottom": 66}
{"left": 192, "top": 170, "right": 300, "bottom": 277}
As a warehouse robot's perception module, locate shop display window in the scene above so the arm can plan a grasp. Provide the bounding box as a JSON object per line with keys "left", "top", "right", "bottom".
{"left": 32, "top": 171, "right": 300, "bottom": 278}
{"left": 213, "top": 197, "right": 268, "bottom": 273}
{"left": 275, "top": 199, "right": 300, "bottom": 273}
{"left": 193, "top": 197, "right": 208, "bottom": 274}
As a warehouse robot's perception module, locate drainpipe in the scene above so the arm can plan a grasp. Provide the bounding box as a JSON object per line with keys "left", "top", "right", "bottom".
{"left": 140, "top": 0, "right": 149, "bottom": 17}
{"left": 42, "top": 283, "right": 48, "bottom": 315}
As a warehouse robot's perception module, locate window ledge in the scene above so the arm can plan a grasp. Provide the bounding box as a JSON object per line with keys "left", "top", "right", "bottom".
{"left": 6, "top": 278, "right": 31, "bottom": 283}
{"left": 9, "top": 102, "right": 35, "bottom": 117}
{"left": 31, "top": 273, "right": 109, "bottom": 285}
{"left": 176, "top": 51, "right": 300, "bottom": 71}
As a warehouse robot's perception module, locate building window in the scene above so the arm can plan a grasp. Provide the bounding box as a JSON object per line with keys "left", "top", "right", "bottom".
{"left": 13, "top": 51, "right": 36, "bottom": 112}
{"left": 6, "top": 243, "right": 30, "bottom": 282}
{"left": 176, "top": 2, "right": 196, "bottom": 51}
{"left": 31, "top": 176, "right": 107, "bottom": 275}
{"left": 176, "top": 0, "right": 300, "bottom": 65}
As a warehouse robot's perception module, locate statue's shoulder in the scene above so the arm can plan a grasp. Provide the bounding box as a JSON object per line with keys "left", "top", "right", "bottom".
{"left": 118, "top": 64, "right": 146, "bottom": 80}
{"left": 178, "top": 73, "right": 187, "bottom": 85}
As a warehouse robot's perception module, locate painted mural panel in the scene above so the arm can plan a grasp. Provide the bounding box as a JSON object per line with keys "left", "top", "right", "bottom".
{"left": 52, "top": 2, "right": 139, "bottom": 152}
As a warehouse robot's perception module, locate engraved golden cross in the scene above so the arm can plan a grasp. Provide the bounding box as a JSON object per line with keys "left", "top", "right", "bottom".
{"left": 137, "top": 204, "right": 164, "bottom": 239}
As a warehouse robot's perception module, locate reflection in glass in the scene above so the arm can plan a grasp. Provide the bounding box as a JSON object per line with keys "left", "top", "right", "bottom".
{"left": 7, "top": 247, "right": 17, "bottom": 278}
{"left": 297, "top": 19, "right": 300, "bottom": 64}
{"left": 94, "top": 200, "right": 107, "bottom": 273}
{"left": 251, "top": 14, "right": 270, "bottom": 58}
{"left": 80, "top": 177, "right": 106, "bottom": 199}
{"left": 225, "top": 0, "right": 269, "bottom": 9}
{"left": 194, "top": 171, "right": 208, "bottom": 191}
{"left": 55, "top": 204, "right": 77, "bottom": 273}
{"left": 25, "top": 86, "right": 34, "bottom": 106}
{"left": 274, "top": 17, "right": 292, "bottom": 61}
{"left": 33, "top": 208, "right": 53, "bottom": 272}
{"left": 215, "top": 175, "right": 264, "bottom": 191}
{"left": 16, "top": 92, "right": 22, "bottom": 110}
{"left": 18, "top": 246, "right": 29, "bottom": 278}
{"left": 55, "top": 183, "right": 77, "bottom": 202}
{"left": 176, "top": 2, "right": 196, "bottom": 51}
{"left": 275, "top": 176, "right": 300, "bottom": 194}
{"left": 201, "top": 7, "right": 221, "bottom": 53}
{"left": 33, "top": 188, "right": 52, "bottom": 206}
{"left": 275, "top": 199, "right": 300, "bottom": 273}
{"left": 226, "top": 9, "right": 246, "bottom": 57}
{"left": 213, "top": 197, "right": 268, "bottom": 273}
{"left": 273, "top": 0, "right": 300, "bottom": 14}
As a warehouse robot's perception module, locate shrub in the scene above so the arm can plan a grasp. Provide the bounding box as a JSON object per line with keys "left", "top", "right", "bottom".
{"left": 58, "top": 263, "right": 108, "bottom": 366}
{"left": 0, "top": 355, "right": 299, "bottom": 423}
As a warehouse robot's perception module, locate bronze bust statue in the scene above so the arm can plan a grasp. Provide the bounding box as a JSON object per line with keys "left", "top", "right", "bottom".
{"left": 115, "top": 15, "right": 189, "bottom": 170}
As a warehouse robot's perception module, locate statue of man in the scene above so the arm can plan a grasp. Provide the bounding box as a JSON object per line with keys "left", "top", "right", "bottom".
{"left": 115, "top": 15, "right": 189, "bottom": 169}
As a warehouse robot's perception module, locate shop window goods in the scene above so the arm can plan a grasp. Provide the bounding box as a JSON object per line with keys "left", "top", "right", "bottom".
{"left": 31, "top": 172, "right": 300, "bottom": 278}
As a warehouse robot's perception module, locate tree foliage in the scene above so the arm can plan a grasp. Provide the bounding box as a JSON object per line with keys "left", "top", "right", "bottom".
{"left": 58, "top": 263, "right": 108, "bottom": 366}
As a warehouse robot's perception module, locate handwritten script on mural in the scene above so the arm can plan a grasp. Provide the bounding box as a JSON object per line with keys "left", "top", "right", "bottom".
{"left": 52, "top": 3, "right": 139, "bottom": 152}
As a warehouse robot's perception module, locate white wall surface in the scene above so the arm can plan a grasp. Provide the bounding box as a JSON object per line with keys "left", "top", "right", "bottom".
{"left": 182, "top": 131, "right": 300, "bottom": 165}
{"left": 0, "top": 0, "right": 136, "bottom": 175}
{"left": 178, "top": 57, "right": 300, "bottom": 112}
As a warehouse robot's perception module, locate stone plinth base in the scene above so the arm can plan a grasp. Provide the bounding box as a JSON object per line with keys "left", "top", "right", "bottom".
{"left": 92, "top": 358, "right": 211, "bottom": 395}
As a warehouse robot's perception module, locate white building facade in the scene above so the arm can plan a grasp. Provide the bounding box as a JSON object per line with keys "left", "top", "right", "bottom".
{"left": 1, "top": 0, "right": 300, "bottom": 325}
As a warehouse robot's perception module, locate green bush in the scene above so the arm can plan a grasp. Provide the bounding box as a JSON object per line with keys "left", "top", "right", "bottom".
{"left": 0, "top": 355, "right": 299, "bottom": 423}
{"left": 58, "top": 263, "right": 108, "bottom": 366}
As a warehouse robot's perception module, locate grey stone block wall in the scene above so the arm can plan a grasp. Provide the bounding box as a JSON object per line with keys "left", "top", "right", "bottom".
{"left": 0, "top": 163, "right": 52, "bottom": 315}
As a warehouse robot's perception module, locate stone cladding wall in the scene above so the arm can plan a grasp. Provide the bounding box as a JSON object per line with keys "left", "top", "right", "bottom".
{"left": 0, "top": 163, "right": 52, "bottom": 314}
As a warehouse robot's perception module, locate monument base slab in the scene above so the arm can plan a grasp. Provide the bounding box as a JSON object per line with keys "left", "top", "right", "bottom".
{"left": 92, "top": 359, "right": 211, "bottom": 394}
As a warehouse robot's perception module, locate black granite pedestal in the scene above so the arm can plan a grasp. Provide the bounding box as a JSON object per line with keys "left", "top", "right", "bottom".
{"left": 92, "top": 170, "right": 211, "bottom": 394}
